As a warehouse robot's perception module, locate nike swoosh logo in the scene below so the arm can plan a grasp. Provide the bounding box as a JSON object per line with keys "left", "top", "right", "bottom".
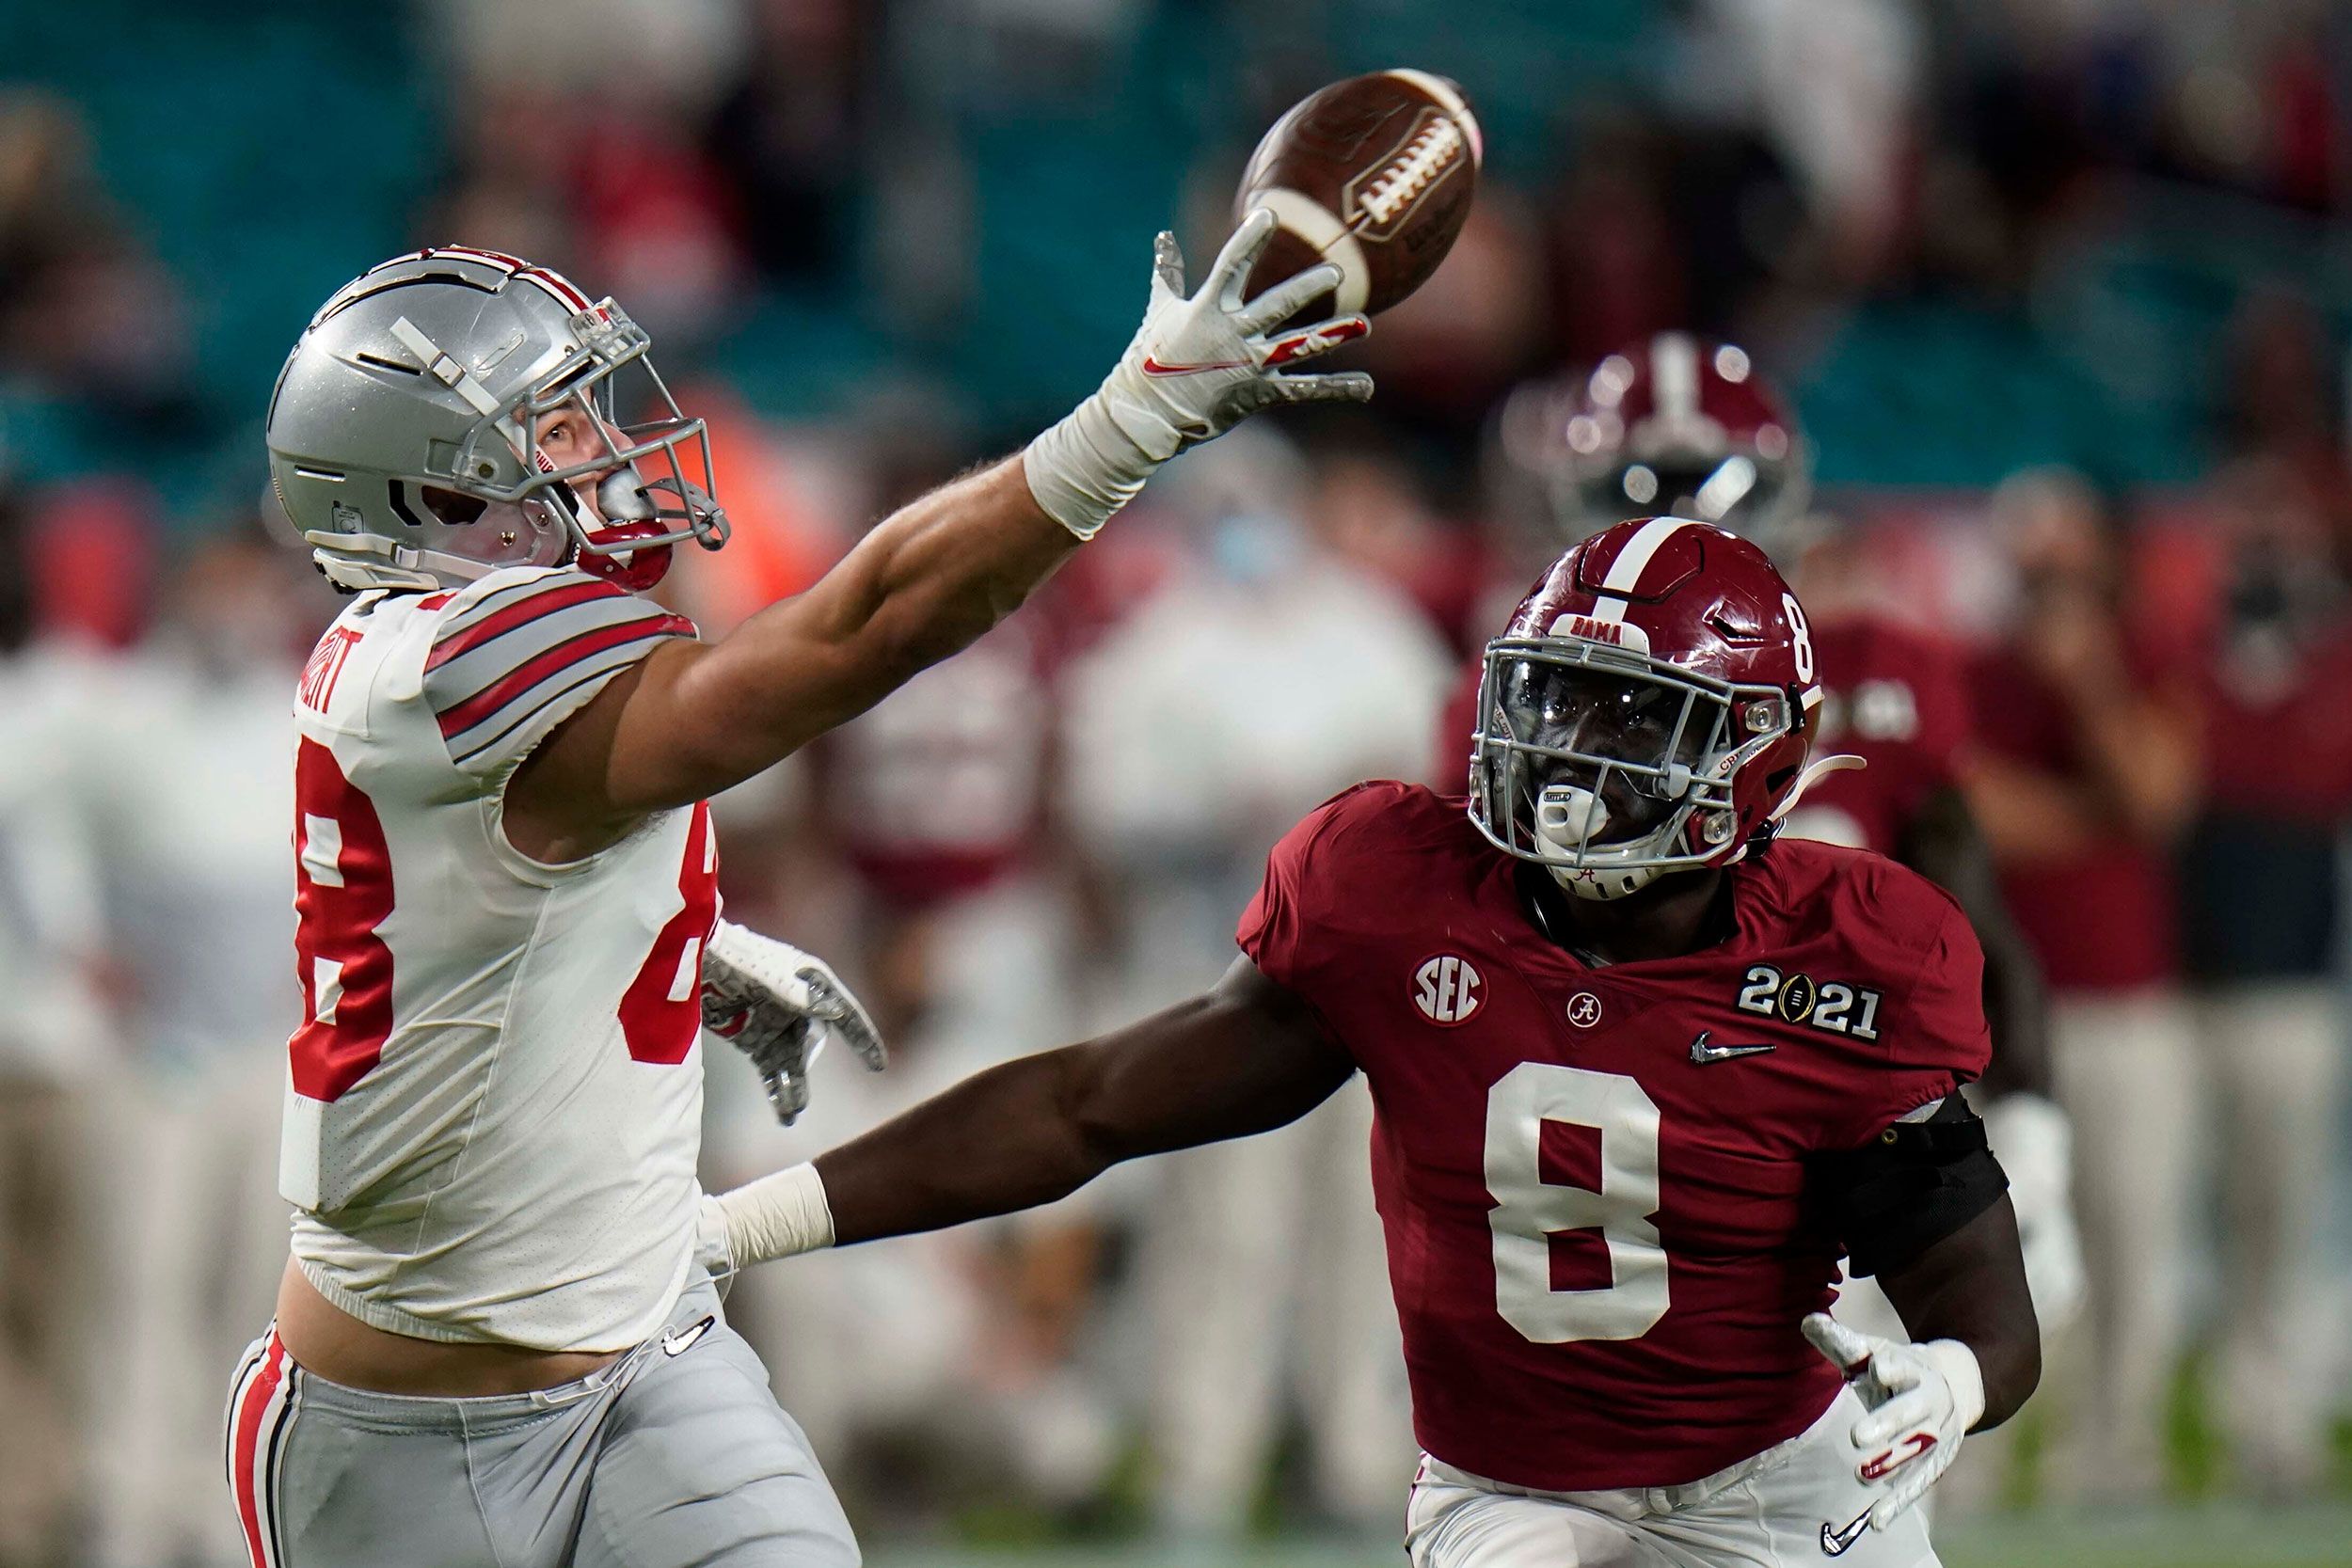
{"left": 1689, "top": 1030, "right": 1775, "bottom": 1065}
{"left": 1140, "top": 356, "right": 1249, "bottom": 376}
{"left": 661, "top": 1315, "right": 715, "bottom": 1356}
{"left": 1820, "top": 1507, "right": 1872, "bottom": 1556}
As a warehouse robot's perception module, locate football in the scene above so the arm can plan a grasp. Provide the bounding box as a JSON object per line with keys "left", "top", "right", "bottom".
{"left": 1234, "top": 70, "right": 1482, "bottom": 320}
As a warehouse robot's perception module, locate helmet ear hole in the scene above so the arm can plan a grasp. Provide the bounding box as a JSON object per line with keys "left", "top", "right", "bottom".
{"left": 421, "top": 487, "right": 488, "bottom": 526}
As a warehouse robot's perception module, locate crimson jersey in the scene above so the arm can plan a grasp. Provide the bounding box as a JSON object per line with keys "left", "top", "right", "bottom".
{"left": 1237, "top": 782, "right": 1989, "bottom": 1491}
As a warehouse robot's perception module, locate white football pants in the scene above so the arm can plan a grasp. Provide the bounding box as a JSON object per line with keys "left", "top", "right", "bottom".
{"left": 1405, "top": 1386, "right": 1937, "bottom": 1567}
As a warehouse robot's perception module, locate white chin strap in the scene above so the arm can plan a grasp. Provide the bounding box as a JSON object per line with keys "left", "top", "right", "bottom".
{"left": 1767, "top": 753, "right": 1867, "bottom": 822}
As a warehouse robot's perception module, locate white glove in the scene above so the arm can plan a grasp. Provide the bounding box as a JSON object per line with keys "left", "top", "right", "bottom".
{"left": 700, "top": 920, "right": 884, "bottom": 1125}
{"left": 1024, "top": 207, "right": 1374, "bottom": 539}
{"left": 1980, "top": 1093, "right": 2086, "bottom": 1332}
{"left": 1803, "top": 1313, "right": 1984, "bottom": 1532}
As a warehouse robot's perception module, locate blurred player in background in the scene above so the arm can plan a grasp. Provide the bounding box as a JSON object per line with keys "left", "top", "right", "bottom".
{"left": 707, "top": 518, "right": 2042, "bottom": 1568}
{"left": 2166, "top": 456, "right": 2352, "bottom": 1497}
{"left": 231, "top": 217, "right": 1372, "bottom": 1567}
{"left": 714, "top": 490, "right": 1114, "bottom": 1520}
{"left": 0, "top": 478, "right": 112, "bottom": 1568}
{"left": 1965, "top": 471, "right": 2202, "bottom": 1501}
{"left": 32, "top": 529, "right": 326, "bottom": 1568}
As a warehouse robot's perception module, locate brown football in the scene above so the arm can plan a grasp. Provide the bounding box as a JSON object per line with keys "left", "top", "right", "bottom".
{"left": 1234, "top": 70, "right": 1482, "bottom": 320}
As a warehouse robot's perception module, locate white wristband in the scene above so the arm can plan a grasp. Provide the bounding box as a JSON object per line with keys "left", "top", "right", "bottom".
{"left": 700, "top": 1162, "right": 835, "bottom": 1272}
{"left": 1023, "top": 384, "right": 1184, "bottom": 541}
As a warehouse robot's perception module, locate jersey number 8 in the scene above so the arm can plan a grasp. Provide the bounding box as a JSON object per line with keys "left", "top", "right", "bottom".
{"left": 1485, "top": 1063, "right": 1669, "bottom": 1343}
{"left": 290, "top": 747, "right": 719, "bottom": 1101}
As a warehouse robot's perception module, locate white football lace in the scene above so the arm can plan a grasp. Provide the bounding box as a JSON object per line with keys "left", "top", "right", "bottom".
{"left": 1358, "top": 117, "right": 1468, "bottom": 227}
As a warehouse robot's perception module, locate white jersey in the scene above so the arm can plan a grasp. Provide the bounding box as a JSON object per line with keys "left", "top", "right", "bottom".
{"left": 280, "top": 565, "right": 714, "bottom": 1353}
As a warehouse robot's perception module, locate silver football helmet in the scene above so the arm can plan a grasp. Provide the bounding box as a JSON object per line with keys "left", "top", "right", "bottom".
{"left": 265, "top": 246, "right": 727, "bottom": 593}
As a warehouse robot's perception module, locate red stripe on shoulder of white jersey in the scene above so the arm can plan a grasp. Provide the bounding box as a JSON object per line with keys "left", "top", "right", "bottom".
{"left": 423, "top": 572, "right": 694, "bottom": 768}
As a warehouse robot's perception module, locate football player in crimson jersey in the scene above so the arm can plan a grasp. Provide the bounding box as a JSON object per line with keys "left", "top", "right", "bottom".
{"left": 1460, "top": 337, "right": 2078, "bottom": 1339}
{"left": 228, "top": 221, "right": 1372, "bottom": 1568}
{"left": 707, "top": 517, "right": 2041, "bottom": 1566}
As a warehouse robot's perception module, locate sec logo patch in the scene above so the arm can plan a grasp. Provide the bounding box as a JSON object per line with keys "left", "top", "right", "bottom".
{"left": 1413, "top": 955, "right": 1482, "bottom": 1025}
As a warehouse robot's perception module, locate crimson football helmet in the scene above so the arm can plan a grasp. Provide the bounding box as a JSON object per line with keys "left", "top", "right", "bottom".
{"left": 1470, "top": 516, "right": 1851, "bottom": 900}
{"left": 1505, "top": 332, "right": 1810, "bottom": 553}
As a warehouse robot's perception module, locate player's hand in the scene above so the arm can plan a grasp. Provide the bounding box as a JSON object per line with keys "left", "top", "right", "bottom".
{"left": 1025, "top": 208, "right": 1372, "bottom": 539}
{"left": 1803, "top": 1313, "right": 1984, "bottom": 1531}
{"left": 1118, "top": 209, "right": 1374, "bottom": 442}
{"left": 701, "top": 921, "right": 885, "bottom": 1125}
{"left": 1981, "top": 1093, "right": 2086, "bottom": 1330}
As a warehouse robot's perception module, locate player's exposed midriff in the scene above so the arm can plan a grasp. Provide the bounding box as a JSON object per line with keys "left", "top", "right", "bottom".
{"left": 272, "top": 1259, "right": 624, "bottom": 1397}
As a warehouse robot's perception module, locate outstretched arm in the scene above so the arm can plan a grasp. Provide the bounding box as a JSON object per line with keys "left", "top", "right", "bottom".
{"left": 510, "top": 215, "right": 1369, "bottom": 860}
{"left": 704, "top": 957, "right": 1356, "bottom": 1266}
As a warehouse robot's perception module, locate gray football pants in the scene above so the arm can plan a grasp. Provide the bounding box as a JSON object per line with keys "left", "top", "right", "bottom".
{"left": 223, "top": 1278, "right": 858, "bottom": 1567}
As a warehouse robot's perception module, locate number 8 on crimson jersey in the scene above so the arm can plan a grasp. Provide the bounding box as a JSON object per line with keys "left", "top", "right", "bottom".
{"left": 1237, "top": 780, "right": 1991, "bottom": 1494}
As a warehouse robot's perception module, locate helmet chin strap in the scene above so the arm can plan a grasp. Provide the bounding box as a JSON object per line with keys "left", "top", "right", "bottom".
{"left": 545, "top": 467, "right": 671, "bottom": 590}
{"left": 1766, "top": 753, "right": 1867, "bottom": 822}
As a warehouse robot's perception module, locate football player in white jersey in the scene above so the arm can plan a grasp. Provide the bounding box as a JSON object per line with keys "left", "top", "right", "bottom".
{"left": 225, "top": 226, "right": 1369, "bottom": 1568}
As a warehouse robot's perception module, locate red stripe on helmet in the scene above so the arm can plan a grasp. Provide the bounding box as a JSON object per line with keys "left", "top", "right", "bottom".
{"left": 432, "top": 245, "right": 527, "bottom": 274}
{"left": 520, "top": 266, "right": 591, "bottom": 310}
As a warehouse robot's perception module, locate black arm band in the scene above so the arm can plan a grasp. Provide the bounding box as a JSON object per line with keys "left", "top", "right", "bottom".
{"left": 1810, "top": 1096, "right": 2009, "bottom": 1277}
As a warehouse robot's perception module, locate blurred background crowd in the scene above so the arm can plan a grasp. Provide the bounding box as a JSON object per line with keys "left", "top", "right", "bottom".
{"left": 4, "top": 2, "right": 2352, "bottom": 1565}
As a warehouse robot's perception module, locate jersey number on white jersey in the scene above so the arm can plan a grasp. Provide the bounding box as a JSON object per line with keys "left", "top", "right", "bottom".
{"left": 290, "top": 745, "right": 721, "bottom": 1100}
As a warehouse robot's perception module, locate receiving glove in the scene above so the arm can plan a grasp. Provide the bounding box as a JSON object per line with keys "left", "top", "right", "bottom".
{"left": 1980, "top": 1092, "right": 2086, "bottom": 1332}
{"left": 1024, "top": 207, "right": 1374, "bottom": 539}
{"left": 700, "top": 920, "right": 884, "bottom": 1125}
{"left": 1803, "top": 1313, "right": 1984, "bottom": 1532}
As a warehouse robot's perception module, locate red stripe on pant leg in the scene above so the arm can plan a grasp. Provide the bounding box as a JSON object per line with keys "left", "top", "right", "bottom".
{"left": 233, "top": 1337, "right": 286, "bottom": 1568}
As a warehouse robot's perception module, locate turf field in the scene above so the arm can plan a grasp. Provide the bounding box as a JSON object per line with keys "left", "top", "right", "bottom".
{"left": 866, "top": 1503, "right": 2352, "bottom": 1568}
